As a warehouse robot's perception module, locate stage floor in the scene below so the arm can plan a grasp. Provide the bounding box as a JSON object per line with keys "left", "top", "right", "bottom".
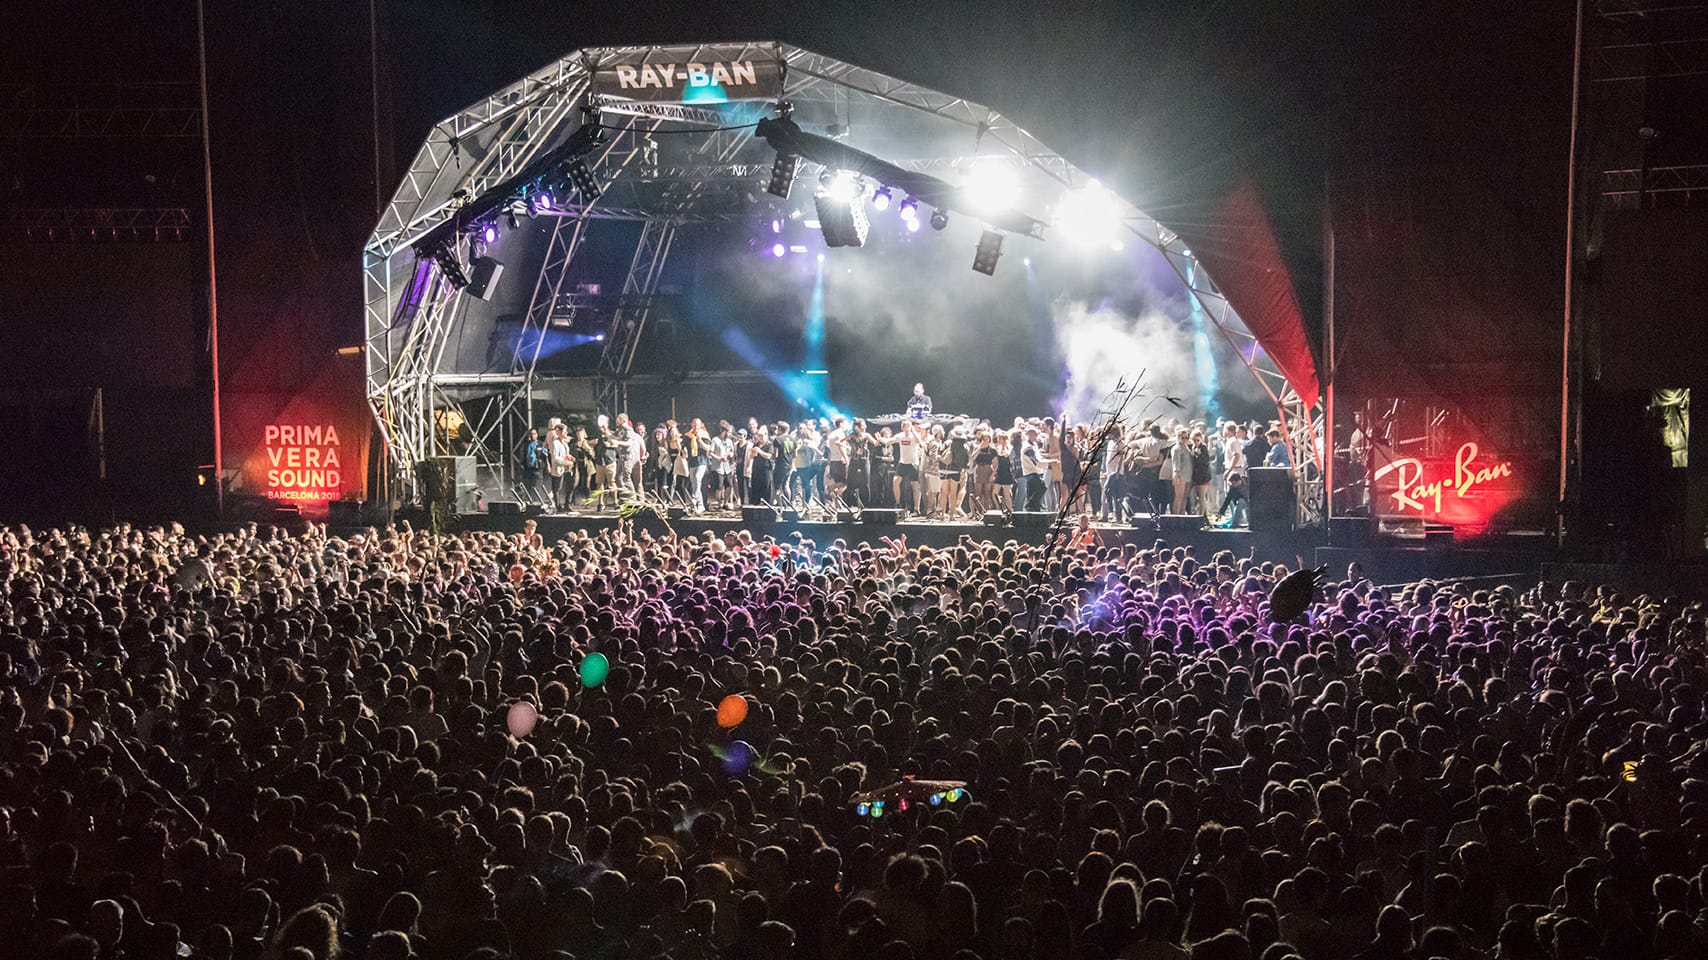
{"left": 462, "top": 505, "right": 1308, "bottom": 557}
{"left": 456, "top": 507, "right": 1569, "bottom": 585}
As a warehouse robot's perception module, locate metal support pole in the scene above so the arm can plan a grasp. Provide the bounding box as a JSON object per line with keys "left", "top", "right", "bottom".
{"left": 1560, "top": 0, "right": 1585, "bottom": 545}
{"left": 197, "top": 0, "right": 224, "bottom": 518}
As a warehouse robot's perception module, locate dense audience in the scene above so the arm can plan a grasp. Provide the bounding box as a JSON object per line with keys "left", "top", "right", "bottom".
{"left": 2, "top": 519, "right": 1706, "bottom": 960}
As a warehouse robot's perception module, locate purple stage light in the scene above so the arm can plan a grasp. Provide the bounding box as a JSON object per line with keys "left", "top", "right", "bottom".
{"left": 771, "top": 218, "right": 783, "bottom": 233}
{"left": 483, "top": 223, "right": 497, "bottom": 243}
{"left": 899, "top": 197, "right": 918, "bottom": 221}
{"left": 873, "top": 187, "right": 891, "bottom": 211}
{"left": 906, "top": 217, "right": 921, "bottom": 233}
{"left": 771, "top": 242, "right": 786, "bottom": 257}
{"left": 538, "top": 192, "right": 552, "bottom": 210}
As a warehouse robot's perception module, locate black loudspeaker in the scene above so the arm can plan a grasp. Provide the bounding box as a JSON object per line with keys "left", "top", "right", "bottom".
{"left": 428, "top": 455, "right": 479, "bottom": 513}
{"left": 1011, "top": 511, "right": 1053, "bottom": 529}
{"left": 1328, "top": 516, "right": 1373, "bottom": 545}
{"left": 741, "top": 505, "right": 775, "bottom": 525}
{"left": 1247, "top": 467, "right": 1294, "bottom": 533}
{"left": 487, "top": 500, "right": 523, "bottom": 517}
{"left": 982, "top": 510, "right": 1008, "bottom": 527}
{"left": 814, "top": 189, "right": 870, "bottom": 247}
{"left": 328, "top": 499, "right": 364, "bottom": 526}
{"left": 862, "top": 508, "right": 902, "bottom": 525}
{"left": 467, "top": 256, "right": 504, "bottom": 301}
{"left": 1159, "top": 513, "right": 1203, "bottom": 535}
{"left": 836, "top": 509, "right": 859, "bottom": 522}
{"left": 1424, "top": 523, "right": 1455, "bottom": 547}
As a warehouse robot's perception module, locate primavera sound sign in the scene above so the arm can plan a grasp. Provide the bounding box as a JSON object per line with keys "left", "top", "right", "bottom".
{"left": 590, "top": 45, "right": 784, "bottom": 103}
{"left": 262, "top": 423, "right": 346, "bottom": 504}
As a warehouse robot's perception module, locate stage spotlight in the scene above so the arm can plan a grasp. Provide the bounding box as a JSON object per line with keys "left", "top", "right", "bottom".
{"left": 537, "top": 190, "right": 552, "bottom": 210}
{"left": 873, "top": 187, "right": 891, "bottom": 211}
{"left": 930, "top": 208, "right": 949, "bottom": 231}
{"left": 963, "top": 159, "right": 1020, "bottom": 213}
{"left": 819, "top": 170, "right": 861, "bottom": 202}
{"left": 906, "top": 217, "right": 921, "bottom": 233}
{"left": 482, "top": 222, "right": 497, "bottom": 244}
{"left": 771, "top": 218, "right": 782, "bottom": 234}
{"left": 767, "top": 153, "right": 800, "bottom": 198}
{"left": 972, "top": 229, "right": 1003, "bottom": 275}
{"left": 771, "top": 242, "right": 786, "bottom": 258}
{"left": 567, "top": 158, "right": 601, "bottom": 200}
{"left": 1054, "top": 180, "right": 1124, "bottom": 249}
{"left": 899, "top": 197, "right": 918, "bottom": 222}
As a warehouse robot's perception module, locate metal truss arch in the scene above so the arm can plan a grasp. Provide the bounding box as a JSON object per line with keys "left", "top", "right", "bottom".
{"left": 364, "top": 42, "right": 1323, "bottom": 516}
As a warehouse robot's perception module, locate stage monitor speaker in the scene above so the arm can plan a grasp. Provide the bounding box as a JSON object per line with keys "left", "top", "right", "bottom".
{"left": 982, "top": 510, "right": 1008, "bottom": 527}
{"left": 862, "top": 508, "right": 902, "bottom": 525}
{"left": 426, "top": 455, "right": 479, "bottom": 513}
{"left": 1011, "top": 511, "right": 1053, "bottom": 529}
{"left": 1424, "top": 523, "right": 1455, "bottom": 547}
{"left": 741, "top": 506, "right": 775, "bottom": 525}
{"left": 466, "top": 256, "right": 504, "bottom": 301}
{"left": 1328, "top": 516, "right": 1373, "bottom": 545}
{"left": 1247, "top": 467, "right": 1294, "bottom": 533}
{"left": 1158, "top": 513, "right": 1203, "bottom": 535}
{"left": 487, "top": 500, "right": 523, "bottom": 517}
{"left": 836, "top": 509, "right": 858, "bottom": 523}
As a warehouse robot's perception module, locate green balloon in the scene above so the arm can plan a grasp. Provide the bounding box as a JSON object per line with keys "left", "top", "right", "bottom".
{"left": 579, "top": 652, "right": 610, "bottom": 688}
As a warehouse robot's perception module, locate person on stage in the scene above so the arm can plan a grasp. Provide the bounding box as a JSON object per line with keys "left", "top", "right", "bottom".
{"left": 847, "top": 419, "right": 874, "bottom": 507}
{"left": 546, "top": 423, "right": 572, "bottom": 513}
{"left": 826, "top": 416, "right": 850, "bottom": 505}
{"left": 907, "top": 382, "right": 933, "bottom": 419}
{"left": 520, "top": 428, "right": 545, "bottom": 505}
{"left": 1020, "top": 427, "right": 1051, "bottom": 511}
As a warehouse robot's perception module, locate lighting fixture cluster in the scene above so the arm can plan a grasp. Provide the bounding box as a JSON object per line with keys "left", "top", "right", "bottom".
{"left": 473, "top": 116, "right": 607, "bottom": 247}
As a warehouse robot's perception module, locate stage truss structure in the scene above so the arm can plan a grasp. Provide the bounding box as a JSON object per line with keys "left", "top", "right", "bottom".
{"left": 364, "top": 43, "right": 1323, "bottom": 522}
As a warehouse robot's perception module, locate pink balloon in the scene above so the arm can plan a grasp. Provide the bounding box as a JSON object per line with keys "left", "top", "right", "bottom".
{"left": 506, "top": 701, "right": 538, "bottom": 738}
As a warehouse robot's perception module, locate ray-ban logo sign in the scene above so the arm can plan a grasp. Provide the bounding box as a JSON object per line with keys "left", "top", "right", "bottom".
{"left": 594, "top": 53, "right": 783, "bottom": 103}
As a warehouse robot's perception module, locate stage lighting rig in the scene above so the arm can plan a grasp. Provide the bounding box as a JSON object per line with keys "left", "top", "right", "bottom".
{"left": 873, "top": 186, "right": 891, "bottom": 211}
{"left": 930, "top": 208, "right": 949, "bottom": 231}
{"left": 972, "top": 229, "right": 1003, "bottom": 276}
{"left": 898, "top": 197, "right": 918, "bottom": 222}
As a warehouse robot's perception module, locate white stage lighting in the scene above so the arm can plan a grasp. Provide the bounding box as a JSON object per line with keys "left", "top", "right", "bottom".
{"left": 963, "top": 159, "right": 1020, "bottom": 213}
{"left": 819, "top": 170, "right": 861, "bottom": 203}
{"left": 1053, "top": 180, "right": 1125, "bottom": 249}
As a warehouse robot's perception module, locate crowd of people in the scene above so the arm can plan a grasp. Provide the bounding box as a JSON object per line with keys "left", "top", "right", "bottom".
{"left": 2, "top": 517, "right": 1706, "bottom": 960}
{"left": 521, "top": 403, "right": 1292, "bottom": 528}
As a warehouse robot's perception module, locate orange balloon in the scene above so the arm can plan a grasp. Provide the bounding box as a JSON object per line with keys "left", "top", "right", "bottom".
{"left": 716, "top": 694, "right": 749, "bottom": 729}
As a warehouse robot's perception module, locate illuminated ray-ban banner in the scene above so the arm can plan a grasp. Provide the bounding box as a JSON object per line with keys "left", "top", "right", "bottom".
{"left": 590, "top": 45, "right": 784, "bottom": 103}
